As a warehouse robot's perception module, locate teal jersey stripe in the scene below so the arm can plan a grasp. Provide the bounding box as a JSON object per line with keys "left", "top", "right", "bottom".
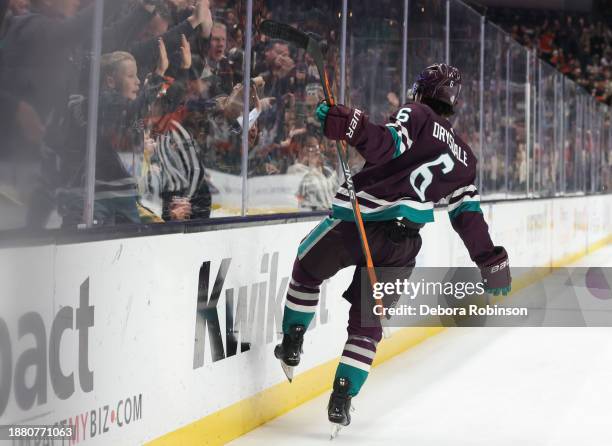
{"left": 332, "top": 203, "right": 434, "bottom": 223}
{"left": 388, "top": 127, "right": 403, "bottom": 159}
{"left": 297, "top": 217, "right": 337, "bottom": 259}
{"left": 448, "top": 201, "right": 482, "bottom": 219}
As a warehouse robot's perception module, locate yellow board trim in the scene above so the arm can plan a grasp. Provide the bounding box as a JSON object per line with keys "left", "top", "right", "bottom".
{"left": 147, "top": 235, "right": 611, "bottom": 446}
{"left": 551, "top": 234, "right": 612, "bottom": 268}
{"left": 147, "top": 326, "right": 444, "bottom": 446}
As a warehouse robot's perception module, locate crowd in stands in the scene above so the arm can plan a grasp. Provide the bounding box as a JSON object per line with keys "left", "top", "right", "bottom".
{"left": 486, "top": 7, "right": 612, "bottom": 105}
{"left": 0, "top": 0, "right": 341, "bottom": 229}
{"left": 0, "top": 0, "right": 608, "bottom": 231}
{"left": 482, "top": 6, "right": 612, "bottom": 196}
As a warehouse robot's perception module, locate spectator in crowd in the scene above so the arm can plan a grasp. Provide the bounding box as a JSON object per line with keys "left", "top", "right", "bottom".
{"left": 0, "top": 0, "right": 28, "bottom": 34}
{"left": 193, "top": 21, "right": 235, "bottom": 96}
{"left": 136, "top": 1, "right": 173, "bottom": 42}
{"left": 9, "top": 0, "right": 29, "bottom": 15}
{"left": 253, "top": 39, "right": 295, "bottom": 93}
{"left": 0, "top": 0, "right": 43, "bottom": 147}
{"left": 294, "top": 136, "right": 337, "bottom": 211}
{"left": 58, "top": 39, "right": 170, "bottom": 226}
{"left": 250, "top": 37, "right": 296, "bottom": 171}
{"left": 128, "top": 0, "right": 213, "bottom": 81}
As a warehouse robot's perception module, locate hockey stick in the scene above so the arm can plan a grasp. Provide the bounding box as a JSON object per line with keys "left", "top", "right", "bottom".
{"left": 260, "top": 20, "right": 389, "bottom": 334}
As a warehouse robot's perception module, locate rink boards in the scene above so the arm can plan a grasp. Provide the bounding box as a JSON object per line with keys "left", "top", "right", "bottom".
{"left": 0, "top": 195, "right": 610, "bottom": 445}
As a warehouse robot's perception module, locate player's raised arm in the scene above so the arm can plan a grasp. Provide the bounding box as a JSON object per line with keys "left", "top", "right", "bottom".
{"left": 445, "top": 184, "right": 512, "bottom": 296}
{"left": 314, "top": 101, "right": 425, "bottom": 165}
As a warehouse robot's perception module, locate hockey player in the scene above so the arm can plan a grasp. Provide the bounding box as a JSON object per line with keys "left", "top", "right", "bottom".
{"left": 274, "top": 63, "right": 512, "bottom": 432}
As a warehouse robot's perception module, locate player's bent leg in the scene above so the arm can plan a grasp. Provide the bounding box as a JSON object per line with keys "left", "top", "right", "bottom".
{"left": 333, "top": 261, "right": 387, "bottom": 393}
{"left": 329, "top": 269, "right": 383, "bottom": 427}
{"left": 276, "top": 218, "right": 356, "bottom": 380}
{"left": 328, "top": 330, "right": 381, "bottom": 428}
{"left": 335, "top": 333, "right": 380, "bottom": 395}
{"left": 281, "top": 260, "right": 322, "bottom": 334}
{"left": 280, "top": 217, "right": 347, "bottom": 335}
{"left": 274, "top": 261, "right": 322, "bottom": 380}
{"left": 329, "top": 222, "right": 421, "bottom": 427}
{"left": 327, "top": 312, "right": 382, "bottom": 429}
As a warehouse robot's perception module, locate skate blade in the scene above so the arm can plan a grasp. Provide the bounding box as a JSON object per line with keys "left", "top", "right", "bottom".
{"left": 382, "top": 326, "right": 392, "bottom": 339}
{"left": 280, "top": 362, "right": 295, "bottom": 382}
{"left": 330, "top": 423, "right": 342, "bottom": 440}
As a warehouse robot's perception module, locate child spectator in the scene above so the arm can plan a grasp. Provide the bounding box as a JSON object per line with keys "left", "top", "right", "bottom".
{"left": 58, "top": 40, "right": 169, "bottom": 227}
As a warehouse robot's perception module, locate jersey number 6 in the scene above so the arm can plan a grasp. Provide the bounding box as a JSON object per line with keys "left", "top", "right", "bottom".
{"left": 396, "top": 107, "right": 412, "bottom": 122}
{"left": 410, "top": 153, "right": 455, "bottom": 201}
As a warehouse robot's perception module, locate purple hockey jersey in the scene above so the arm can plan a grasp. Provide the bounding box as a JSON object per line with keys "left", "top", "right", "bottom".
{"left": 327, "top": 101, "right": 496, "bottom": 266}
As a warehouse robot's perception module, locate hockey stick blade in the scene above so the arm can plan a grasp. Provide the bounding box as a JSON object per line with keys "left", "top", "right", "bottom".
{"left": 260, "top": 20, "right": 309, "bottom": 49}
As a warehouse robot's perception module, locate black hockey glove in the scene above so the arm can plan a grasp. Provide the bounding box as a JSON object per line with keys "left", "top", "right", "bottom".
{"left": 479, "top": 246, "right": 511, "bottom": 296}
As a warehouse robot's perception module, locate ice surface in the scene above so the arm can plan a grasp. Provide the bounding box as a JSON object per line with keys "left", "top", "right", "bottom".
{"left": 230, "top": 244, "right": 612, "bottom": 446}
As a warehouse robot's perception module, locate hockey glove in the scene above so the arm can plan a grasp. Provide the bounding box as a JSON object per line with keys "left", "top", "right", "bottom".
{"left": 319, "top": 104, "right": 367, "bottom": 146}
{"left": 479, "top": 246, "right": 512, "bottom": 296}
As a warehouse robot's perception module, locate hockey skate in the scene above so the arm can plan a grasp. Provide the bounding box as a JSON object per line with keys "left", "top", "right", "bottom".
{"left": 328, "top": 377, "right": 352, "bottom": 439}
{"left": 274, "top": 325, "right": 305, "bottom": 382}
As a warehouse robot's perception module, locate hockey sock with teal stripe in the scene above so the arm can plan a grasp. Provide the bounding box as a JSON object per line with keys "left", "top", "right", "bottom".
{"left": 335, "top": 335, "right": 378, "bottom": 396}
{"left": 282, "top": 279, "right": 320, "bottom": 334}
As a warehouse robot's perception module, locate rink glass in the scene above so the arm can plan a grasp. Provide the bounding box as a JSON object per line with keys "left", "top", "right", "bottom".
{"left": 346, "top": 0, "right": 404, "bottom": 174}
{"left": 245, "top": 0, "right": 342, "bottom": 216}
{"left": 481, "top": 22, "right": 509, "bottom": 199}
{"left": 507, "top": 40, "right": 528, "bottom": 198}
{"left": 0, "top": 0, "right": 610, "bottom": 235}
{"left": 448, "top": 0, "right": 481, "bottom": 188}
